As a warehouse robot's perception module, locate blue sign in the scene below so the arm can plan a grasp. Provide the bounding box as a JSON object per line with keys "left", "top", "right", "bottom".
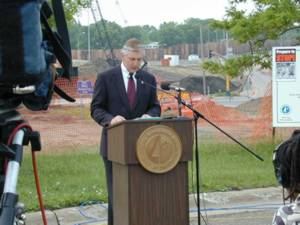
{"left": 77, "top": 80, "right": 93, "bottom": 94}
{"left": 281, "top": 105, "right": 291, "bottom": 114}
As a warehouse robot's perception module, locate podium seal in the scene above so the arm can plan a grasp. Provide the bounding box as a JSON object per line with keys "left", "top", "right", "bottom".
{"left": 136, "top": 125, "right": 182, "bottom": 173}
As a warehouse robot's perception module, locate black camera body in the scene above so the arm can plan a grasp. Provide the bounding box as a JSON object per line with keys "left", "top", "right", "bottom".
{"left": 0, "top": 0, "right": 72, "bottom": 111}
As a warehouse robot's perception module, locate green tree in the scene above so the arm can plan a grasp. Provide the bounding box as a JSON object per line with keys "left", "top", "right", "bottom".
{"left": 180, "top": 18, "right": 217, "bottom": 44}
{"left": 202, "top": 0, "right": 300, "bottom": 91}
{"left": 103, "top": 21, "right": 124, "bottom": 49}
{"left": 63, "top": 0, "right": 90, "bottom": 22}
{"left": 140, "top": 25, "right": 159, "bottom": 43}
{"left": 179, "top": 18, "right": 202, "bottom": 44}
{"left": 211, "top": 0, "right": 300, "bottom": 65}
{"left": 68, "top": 16, "right": 228, "bottom": 50}
{"left": 202, "top": 54, "right": 256, "bottom": 78}
{"left": 69, "top": 23, "right": 83, "bottom": 49}
{"left": 122, "top": 26, "right": 144, "bottom": 42}
{"left": 158, "top": 22, "right": 184, "bottom": 47}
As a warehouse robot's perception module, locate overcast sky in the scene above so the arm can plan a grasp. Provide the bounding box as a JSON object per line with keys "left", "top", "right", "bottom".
{"left": 78, "top": 0, "right": 234, "bottom": 27}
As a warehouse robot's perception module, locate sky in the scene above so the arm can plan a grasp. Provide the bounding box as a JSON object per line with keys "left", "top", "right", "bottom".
{"left": 78, "top": 0, "right": 232, "bottom": 28}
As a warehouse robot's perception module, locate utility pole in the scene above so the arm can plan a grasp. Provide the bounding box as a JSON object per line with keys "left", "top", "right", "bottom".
{"left": 87, "top": 10, "right": 91, "bottom": 62}
{"left": 225, "top": 32, "right": 229, "bottom": 58}
{"left": 200, "top": 25, "right": 206, "bottom": 95}
{"left": 225, "top": 32, "right": 230, "bottom": 97}
{"left": 216, "top": 31, "right": 219, "bottom": 52}
{"left": 77, "top": 36, "right": 80, "bottom": 60}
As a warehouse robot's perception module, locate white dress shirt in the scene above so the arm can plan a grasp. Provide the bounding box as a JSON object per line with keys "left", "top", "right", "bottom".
{"left": 121, "top": 62, "right": 137, "bottom": 92}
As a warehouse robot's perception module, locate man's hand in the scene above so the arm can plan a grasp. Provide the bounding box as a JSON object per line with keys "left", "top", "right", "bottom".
{"left": 110, "top": 115, "right": 126, "bottom": 125}
{"left": 141, "top": 114, "right": 151, "bottom": 119}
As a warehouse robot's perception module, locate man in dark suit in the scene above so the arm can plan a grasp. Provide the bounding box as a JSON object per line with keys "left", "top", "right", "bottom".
{"left": 90, "top": 38, "right": 161, "bottom": 225}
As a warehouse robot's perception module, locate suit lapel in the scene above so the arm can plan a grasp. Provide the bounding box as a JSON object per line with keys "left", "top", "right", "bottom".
{"left": 135, "top": 73, "right": 144, "bottom": 109}
{"left": 113, "top": 67, "right": 131, "bottom": 110}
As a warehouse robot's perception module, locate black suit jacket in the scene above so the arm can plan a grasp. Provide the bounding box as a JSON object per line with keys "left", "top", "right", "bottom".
{"left": 91, "top": 65, "right": 161, "bottom": 157}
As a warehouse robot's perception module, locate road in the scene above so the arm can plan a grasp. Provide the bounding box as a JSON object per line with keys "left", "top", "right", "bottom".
{"left": 26, "top": 187, "right": 283, "bottom": 225}
{"left": 191, "top": 210, "right": 275, "bottom": 225}
{"left": 213, "top": 96, "right": 252, "bottom": 107}
{"left": 188, "top": 187, "right": 281, "bottom": 225}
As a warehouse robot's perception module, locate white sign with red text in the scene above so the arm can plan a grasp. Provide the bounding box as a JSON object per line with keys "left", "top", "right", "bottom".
{"left": 272, "top": 47, "right": 300, "bottom": 127}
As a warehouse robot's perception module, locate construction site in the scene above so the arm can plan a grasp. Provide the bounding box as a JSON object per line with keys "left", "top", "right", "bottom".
{"left": 3, "top": 0, "right": 300, "bottom": 225}
{"left": 15, "top": 0, "right": 297, "bottom": 154}
{"left": 17, "top": 55, "right": 291, "bottom": 154}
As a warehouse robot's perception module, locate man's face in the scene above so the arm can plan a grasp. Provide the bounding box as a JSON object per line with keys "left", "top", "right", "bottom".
{"left": 122, "top": 50, "right": 143, "bottom": 73}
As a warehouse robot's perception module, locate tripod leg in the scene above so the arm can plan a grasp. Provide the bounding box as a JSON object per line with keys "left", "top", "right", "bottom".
{"left": 0, "top": 157, "right": 6, "bottom": 196}
{"left": 0, "top": 129, "right": 25, "bottom": 225}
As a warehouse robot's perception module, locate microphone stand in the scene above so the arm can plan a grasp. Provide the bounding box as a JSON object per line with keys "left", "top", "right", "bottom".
{"left": 136, "top": 71, "right": 264, "bottom": 225}
{"left": 193, "top": 111, "right": 201, "bottom": 225}
{"left": 177, "top": 89, "right": 182, "bottom": 116}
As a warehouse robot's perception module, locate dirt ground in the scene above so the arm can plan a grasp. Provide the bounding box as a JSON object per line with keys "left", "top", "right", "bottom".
{"left": 20, "top": 106, "right": 101, "bottom": 153}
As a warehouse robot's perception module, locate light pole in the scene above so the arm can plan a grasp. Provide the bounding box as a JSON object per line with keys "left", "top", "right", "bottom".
{"left": 77, "top": 36, "right": 80, "bottom": 60}
{"left": 225, "top": 32, "right": 231, "bottom": 96}
{"left": 87, "top": 10, "right": 91, "bottom": 61}
{"left": 200, "top": 25, "right": 206, "bottom": 95}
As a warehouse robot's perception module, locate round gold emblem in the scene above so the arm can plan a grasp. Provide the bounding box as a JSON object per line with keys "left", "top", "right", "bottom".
{"left": 136, "top": 125, "right": 182, "bottom": 174}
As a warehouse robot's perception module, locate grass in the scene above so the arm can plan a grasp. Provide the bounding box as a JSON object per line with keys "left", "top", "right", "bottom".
{"left": 18, "top": 147, "right": 106, "bottom": 211}
{"left": 190, "top": 141, "right": 277, "bottom": 192}
{"left": 17, "top": 141, "right": 278, "bottom": 212}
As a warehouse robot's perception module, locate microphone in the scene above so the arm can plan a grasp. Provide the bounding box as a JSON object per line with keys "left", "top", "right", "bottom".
{"left": 133, "top": 70, "right": 193, "bottom": 112}
{"left": 140, "top": 60, "right": 148, "bottom": 71}
{"left": 135, "top": 60, "right": 148, "bottom": 79}
{"left": 160, "top": 82, "right": 186, "bottom": 91}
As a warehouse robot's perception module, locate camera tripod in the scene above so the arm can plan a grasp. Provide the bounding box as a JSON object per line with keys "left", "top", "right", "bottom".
{"left": 0, "top": 108, "right": 47, "bottom": 225}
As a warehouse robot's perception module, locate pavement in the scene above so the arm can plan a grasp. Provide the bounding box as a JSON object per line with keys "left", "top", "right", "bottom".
{"left": 25, "top": 186, "right": 284, "bottom": 225}
{"left": 212, "top": 96, "right": 252, "bottom": 108}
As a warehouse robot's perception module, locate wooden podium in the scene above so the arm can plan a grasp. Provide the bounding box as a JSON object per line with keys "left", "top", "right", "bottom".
{"left": 107, "top": 118, "right": 193, "bottom": 225}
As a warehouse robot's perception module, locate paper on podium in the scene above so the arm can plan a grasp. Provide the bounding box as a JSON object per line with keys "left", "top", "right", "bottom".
{"left": 134, "top": 116, "right": 161, "bottom": 121}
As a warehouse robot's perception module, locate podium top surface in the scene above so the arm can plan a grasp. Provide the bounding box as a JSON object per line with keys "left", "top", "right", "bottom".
{"left": 107, "top": 116, "right": 192, "bottom": 130}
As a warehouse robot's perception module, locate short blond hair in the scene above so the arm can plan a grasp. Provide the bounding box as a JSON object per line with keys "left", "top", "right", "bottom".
{"left": 121, "top": 38, "right": 144, "bottom": 55}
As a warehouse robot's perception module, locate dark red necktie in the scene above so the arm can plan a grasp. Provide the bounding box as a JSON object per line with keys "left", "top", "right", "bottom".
{"left": 127, "top": 73, "right": 136, "bottom": 110}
